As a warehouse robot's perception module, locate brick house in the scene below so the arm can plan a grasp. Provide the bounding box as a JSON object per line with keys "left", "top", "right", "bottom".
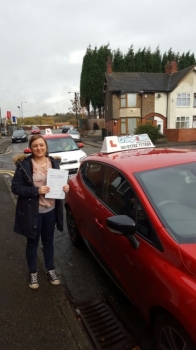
{"left": 103, "top": 57, "right": 196, "bottom": 141}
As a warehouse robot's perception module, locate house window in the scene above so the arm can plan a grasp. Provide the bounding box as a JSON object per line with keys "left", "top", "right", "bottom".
{"left": 194, "top": 93, "right": 196, "bottom": 107}
{"left": 127, "top": 93, "right": 136, "bottom": 107}
{"left": 127, "top": 118, "right": 137, "bottom": 134}
{"left": 176, "top": 93, "right": 190, "bottom": 107}
{"left": 176, "top": 116, "right": 189, "bottom": 129}
{"left": 120, "top": 93, "right": 136, "bottom": 107}
{"left": 120, "top": 117, "right": 138, "bottom": 134}
{"left": 121, "top": 94, "right": 126, "bottom": 107}
{"left": 121, "top": 118, "right": 126, "bottom": 133}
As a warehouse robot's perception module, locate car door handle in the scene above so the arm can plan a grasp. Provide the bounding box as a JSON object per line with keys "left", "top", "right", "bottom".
{"left": 95, "top": 218, "right": 104, "bottom": 229}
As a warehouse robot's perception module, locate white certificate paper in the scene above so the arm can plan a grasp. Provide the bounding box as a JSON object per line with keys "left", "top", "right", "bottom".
{"left": 45, "top": 168, "right": 68, "bottom": 199}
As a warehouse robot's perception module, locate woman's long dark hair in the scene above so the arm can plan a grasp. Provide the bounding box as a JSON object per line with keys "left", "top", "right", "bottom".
{"left": 29, "top": 135, "right": 49, "bottom": 156}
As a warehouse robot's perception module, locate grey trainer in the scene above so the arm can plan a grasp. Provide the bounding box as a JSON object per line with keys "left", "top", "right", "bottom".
{"left": 29, "top": 272, "right": 39, "bottom": 289}
{"left": 46, "top": 270, "right": 60, "bottom": 285}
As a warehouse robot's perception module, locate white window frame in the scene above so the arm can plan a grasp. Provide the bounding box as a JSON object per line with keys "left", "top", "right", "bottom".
{"left": 120, "top": 94, "right": 126, "bottom": 108}
{"left": 127, "top": 93, "right": 136, "bottom": 107}
{"left": 194, "top": 93, "right": 196, "bottom": 107}
{"left": 120, "top": 93, "right": 136, "bottom": 108}
{"left": 176, "top": 116, "right": 190, "bottom": 129}
{"left": 120, "top": 118, "right": 126, "bottom": 133}
{"left": 176, "top": 93, "right": 190, "bottom": 107}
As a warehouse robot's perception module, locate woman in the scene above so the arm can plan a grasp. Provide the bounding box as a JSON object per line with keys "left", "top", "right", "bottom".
{"left": 11, "top": 134, "right": 69, "bottom": 289}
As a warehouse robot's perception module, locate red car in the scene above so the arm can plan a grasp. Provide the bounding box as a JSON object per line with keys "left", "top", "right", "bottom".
{"left": 31, "top": 126, "right": 40, "bottom": 134}
{"left": 65, "top": 134, "right": 196, "bottom": 349}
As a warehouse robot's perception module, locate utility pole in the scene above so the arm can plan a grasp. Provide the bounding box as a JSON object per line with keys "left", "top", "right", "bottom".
{"left": 17, "top": 106, "right": 21, "bottom": 126}
{"left": 0, "top": 107, "right": 1, "bottom": 138}
{"left": 75, "top": 92, "right": 78, "bottom": 130}
{"left": 21, "top": 101, "right": 27, "bottom": 126}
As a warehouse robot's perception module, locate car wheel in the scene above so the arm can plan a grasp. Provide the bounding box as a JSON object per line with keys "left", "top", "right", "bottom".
{"left": 155, "top": 314, "right": 195, "bottom": 350}
{"left": 66, "top": 207, "right": 83, "bottom": 247}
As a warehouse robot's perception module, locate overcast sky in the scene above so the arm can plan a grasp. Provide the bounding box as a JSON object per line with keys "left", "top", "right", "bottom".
{"left": 0, "top": 0, "right": 196, "bottom": 119}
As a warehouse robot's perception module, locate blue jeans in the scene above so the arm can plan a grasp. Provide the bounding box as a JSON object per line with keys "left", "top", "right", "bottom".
{"left": 26, "top": 209, "right": 56, "bottom": 273}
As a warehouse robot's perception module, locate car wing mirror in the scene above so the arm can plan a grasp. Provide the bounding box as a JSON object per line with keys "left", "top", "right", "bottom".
{"left": 106, "top": 215, "right": 139, "bottom": 249}
{"left": 24, "top": 148, "right": 32, "bottom": 154}
{"left": 78, "top": 142, "right": 84, "bottom": 148}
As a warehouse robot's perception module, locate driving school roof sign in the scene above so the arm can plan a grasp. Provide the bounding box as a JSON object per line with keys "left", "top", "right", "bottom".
{"left": 101, "top": 134, "right": 155, "bottom": 153}
{"left": 45, "top": 128, "right": 52, "bottom": 134}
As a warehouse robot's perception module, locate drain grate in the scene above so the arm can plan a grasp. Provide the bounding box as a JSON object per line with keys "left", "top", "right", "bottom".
{"left": 74, "top": 298, "right": 139, "bottom": 350}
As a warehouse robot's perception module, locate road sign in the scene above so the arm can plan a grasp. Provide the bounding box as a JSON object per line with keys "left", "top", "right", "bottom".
{"left": 7, "top": 111, "right": 11, "bottom": 119}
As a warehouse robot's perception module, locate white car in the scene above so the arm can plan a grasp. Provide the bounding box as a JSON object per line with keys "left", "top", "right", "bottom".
{"left": 25, "top": 131, "right": 87, "bottom": 178}
{"left": 67, "top": 129, "right": 81, "bottom": 142}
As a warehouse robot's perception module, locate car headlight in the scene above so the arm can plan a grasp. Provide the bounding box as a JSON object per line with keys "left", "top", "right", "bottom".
{"left": 79, "top": 155, "right": 87, "bottom": 162}
{"left": 12, "top": 136, "right": 15, "bottom": 139}
{"left": 22, "top": 135, "right": 26, "bottom": 138}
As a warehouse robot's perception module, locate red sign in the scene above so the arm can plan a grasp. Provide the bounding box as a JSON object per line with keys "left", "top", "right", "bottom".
{"left": 7, "top": 111, "right": 11, "bottom": 119}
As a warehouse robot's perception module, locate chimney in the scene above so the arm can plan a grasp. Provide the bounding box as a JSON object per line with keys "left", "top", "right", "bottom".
{"left": 165, "top": 60, "right": 178, "bottom": 74}
{"left": 107, "top": 56, "right": 113, "bottom": 74}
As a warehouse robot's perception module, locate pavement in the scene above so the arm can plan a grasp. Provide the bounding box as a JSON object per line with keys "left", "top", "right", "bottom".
{"left": 0, "top": 134, "right": 196, "bottom": 350}
{"left": 80, "top": 134, "right": 196, "bottom": 149}
{"left": 0, "top": 136, "right": 92, "bottom": 350}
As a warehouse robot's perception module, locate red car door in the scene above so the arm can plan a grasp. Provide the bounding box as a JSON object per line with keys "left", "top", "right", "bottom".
{"left": 90, "top": 165, "right": 161, "bottom": 309}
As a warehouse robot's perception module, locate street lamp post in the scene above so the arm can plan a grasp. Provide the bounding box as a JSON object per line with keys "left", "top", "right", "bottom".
{"left": 68, "top": 92, "right": 78, "bottom": 130}
{"left": 17, "top": 106, "right": 20, "bottom": 126}
{"left": 21, "top": 101, "right": 27, "bottom": 126}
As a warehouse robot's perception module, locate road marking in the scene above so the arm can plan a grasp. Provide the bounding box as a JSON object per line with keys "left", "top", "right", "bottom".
{"left": 0, "top": 148, "right": 11, "bottom": 155}
{"left": 0, "top": 170, "right": 15, "bottom": 177}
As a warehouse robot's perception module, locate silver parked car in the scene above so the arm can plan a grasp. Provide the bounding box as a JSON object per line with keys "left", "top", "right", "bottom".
{"left": 67, "top": 129, "right": 81, "bottom": 141}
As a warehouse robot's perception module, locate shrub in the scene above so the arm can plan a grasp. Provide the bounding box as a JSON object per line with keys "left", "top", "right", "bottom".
{"left": 135, "top": 123, "right": 163, "bottom": 143}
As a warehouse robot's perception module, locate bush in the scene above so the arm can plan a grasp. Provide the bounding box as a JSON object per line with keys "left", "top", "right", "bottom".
{"left": 135, "top": 123, "right": 163, "bottom": 143}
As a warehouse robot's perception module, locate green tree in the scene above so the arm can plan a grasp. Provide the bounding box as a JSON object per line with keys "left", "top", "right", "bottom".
{"left": 80, "top": 44, "right": 111, "bottom": 116}
{"left": 152, "top": 46, "right": 162, "bottom": 72}
{"left": 178, "top": 50, "right": 196, "bottom": 70}
{"left": 134, "top": 48, "right": 145, "bottom": 71}
{"left": 80, "top": 45, "right": 93, "bottom": 115}
{"left": 96, "top": 45, "right": 112, "bottom": 116}
{"left": 167, "top": 48, "right": 176, "bottom": 62}
{"left": 188, "top": 52, "right": 196, "bottom": 66}
{"left": 161, "top": 48, "right": 176, "bottom": 72}
{"left": 145, "top": 47, "right": 154, "bottom": 72}
{"left": 112, "top": 48, "right": 126, "bottom": 72}
{"left": 124, "top": 45, "right": 135, "bottom": 72}
{"left": 178, "top": 53, "right": 186, "bottom": 70}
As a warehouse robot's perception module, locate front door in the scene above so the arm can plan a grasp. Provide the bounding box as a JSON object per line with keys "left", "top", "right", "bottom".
{"left": 154, "top": 117, "right": 163, "bottom": 133}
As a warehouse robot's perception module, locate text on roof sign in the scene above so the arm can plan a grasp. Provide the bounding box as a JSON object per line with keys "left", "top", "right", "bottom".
{"left": 101, "top": 134, "right": 155, "bottom": 153}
